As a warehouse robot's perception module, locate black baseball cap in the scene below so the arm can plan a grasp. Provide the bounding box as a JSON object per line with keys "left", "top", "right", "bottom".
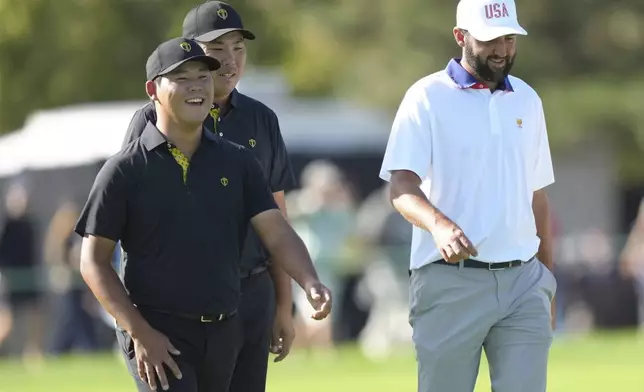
{"left": 146, "top": 37, "right": 221, "bottom": 81}
{"left": 182, "top": 1, "right": 256, "bottom": 43}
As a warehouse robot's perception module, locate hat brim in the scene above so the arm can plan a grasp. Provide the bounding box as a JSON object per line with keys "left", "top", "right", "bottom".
{"left": 467, "top": 25, "right": 527, "bottom": 42}
{"left": 157, "top": 55, "right": 221, "bottom": 78}
{"left": 193, "top": 28, "right": 256, "bottom": 43}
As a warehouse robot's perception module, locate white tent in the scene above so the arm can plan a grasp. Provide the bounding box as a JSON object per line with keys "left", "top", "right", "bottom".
{"left": 0, "top": 102, "right": 143, "bottom": 178}
{"left": 0, "top": 130, "right": 29, "bottom": 177}
{"left": 0, "top": 70, "right": 391, "bottom": 178}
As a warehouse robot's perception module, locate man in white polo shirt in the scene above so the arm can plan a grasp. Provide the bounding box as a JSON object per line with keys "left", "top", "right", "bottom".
{"left": 379, "top": 0, "right": 557, "bottom": 391}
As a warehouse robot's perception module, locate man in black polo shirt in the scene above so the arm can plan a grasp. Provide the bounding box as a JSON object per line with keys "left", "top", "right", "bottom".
{"left": 76, "top": 38, "right": 331, "bottom": 392}
{"left": 122, "top": 3, "right": 299, "bottom": 392}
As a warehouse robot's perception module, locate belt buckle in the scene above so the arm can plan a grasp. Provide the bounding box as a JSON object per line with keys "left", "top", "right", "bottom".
{"left": 488, "top": 262, "right": 506, "bottom": 271}
{"left": 200, "top": 315, "right": 213, "bottom": 323}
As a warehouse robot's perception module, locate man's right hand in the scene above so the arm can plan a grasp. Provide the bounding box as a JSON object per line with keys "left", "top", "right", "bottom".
{"left": 132, "top": 326, "right": 183, "bottom": 391}
{"left": 432, "top": 217, "right": 478, "bottom": 263}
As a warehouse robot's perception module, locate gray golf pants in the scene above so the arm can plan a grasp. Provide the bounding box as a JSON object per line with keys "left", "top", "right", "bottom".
{"left": 409, "top": 259, "right": 556, "bottom": 392}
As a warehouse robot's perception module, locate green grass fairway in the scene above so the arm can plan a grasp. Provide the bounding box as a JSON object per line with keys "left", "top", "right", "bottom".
{"left": 0, "top": 332, "right": 642, "bottom": 391}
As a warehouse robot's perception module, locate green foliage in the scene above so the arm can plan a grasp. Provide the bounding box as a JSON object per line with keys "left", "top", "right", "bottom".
{"left": 0, "top": 0, "right": 171, "bottom": 131}
{"left": 277, "top": 0, "right": 644, "bottom": 176}
{"left": 0, "top": 0, "right": 643, "bottom": 175}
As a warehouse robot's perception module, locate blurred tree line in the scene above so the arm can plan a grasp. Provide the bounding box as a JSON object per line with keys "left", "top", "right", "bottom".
{"left": 0, "top": 0, "right": 643, "bottom": 179}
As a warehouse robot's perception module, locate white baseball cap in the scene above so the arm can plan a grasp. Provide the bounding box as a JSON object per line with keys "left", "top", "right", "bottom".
{"left": 456, "top": 0, "right": 527, "bottom": 42}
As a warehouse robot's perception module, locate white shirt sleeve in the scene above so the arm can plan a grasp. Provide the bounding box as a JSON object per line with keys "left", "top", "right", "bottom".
{"left": 379, "top": 84, "right": 432, "bottom": 183}
{"left": 532, "top": 98, "right": 555, "bottom": 191}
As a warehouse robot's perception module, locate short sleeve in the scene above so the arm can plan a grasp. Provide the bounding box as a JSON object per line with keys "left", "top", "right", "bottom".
{"left": 532, "top": 98, "right": 555, "bottom": 191}
{"left": 74, "top": 157, "right": 130, "bottom": 242}
{"left": 242, "top": 150, "right": 279, "bottom": 220}
{"left": 122, "top": 104, "right": 157, "bottom": 148}
{"left": 267, "top": 111, "right": 296, "bottom": 192}
{"left": 379, "top": 84, "right": 433, "bottom": 182}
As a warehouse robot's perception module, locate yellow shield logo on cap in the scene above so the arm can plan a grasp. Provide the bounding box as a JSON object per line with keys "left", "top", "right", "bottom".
{"left": 220, "top": 177, "right": 229, "bottom": 186}
{"left": 248, "top": 139, "right": 256, "bottom": 148}
{"left": 180, "top": 42, "right": 191, "bottom": 52}
{"left": 217, "top": 8, "right": 228, "bottom": 19}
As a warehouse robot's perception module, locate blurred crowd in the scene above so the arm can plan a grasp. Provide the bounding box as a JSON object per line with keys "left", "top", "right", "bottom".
{"left": 0, "top": 159, "right": 643, "bottom": 366}
{"left": 0, "top": 181, "right": 121, "bottom": 366}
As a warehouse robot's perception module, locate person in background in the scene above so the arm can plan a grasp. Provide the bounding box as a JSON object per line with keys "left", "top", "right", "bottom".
{"left": 0, "top": 182, "right": 45, "bottom": 365}
{"left": 287, "top": 160, "right": 357, "bottom": 349}
{"left": 355, "top": 184, "right": 413, "bottom": 358}
{"left": 44, "top": 201, "right": 99, "bottom": 355}
{"left": 0, "top": 268, "right": 11, "bottom": 351}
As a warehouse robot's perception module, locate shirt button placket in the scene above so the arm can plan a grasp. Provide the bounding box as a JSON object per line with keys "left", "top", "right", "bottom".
{"left": 210, "top": 104, "right": 223, "bottom": 137}
{"left": 489, "top": 94, "right": 502, "bottom": 135}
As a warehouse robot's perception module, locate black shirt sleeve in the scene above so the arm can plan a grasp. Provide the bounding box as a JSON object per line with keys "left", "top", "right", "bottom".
{"left": 242, "top": 149, "right": 279, "bottom": 220}
{"left": 266, "top": 110, "right": 296, "bottom": 193}
{"left": 74, "top": 156, "right": 130, "bottom": 242}
{"left": 122, "top": 103, "right": 157, "bottom": 148}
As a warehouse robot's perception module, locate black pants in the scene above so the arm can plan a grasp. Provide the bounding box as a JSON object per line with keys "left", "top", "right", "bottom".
{"left": 229, "top": 270, "right": 275, "bottom": 392}
{"left": 117, "top": 307, "right": 242, "bottom": 392}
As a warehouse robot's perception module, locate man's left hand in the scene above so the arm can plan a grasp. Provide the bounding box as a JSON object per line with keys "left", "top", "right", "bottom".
{"left": 270, "top": 305, "right": 295, "bottom": 362}
{"left": 305, "top": 282, "right": 332, "bottom": 320}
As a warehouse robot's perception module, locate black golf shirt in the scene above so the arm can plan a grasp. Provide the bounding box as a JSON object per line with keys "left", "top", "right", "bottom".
{"left": 75, "top": 123, "right": 278, "bottom": 315}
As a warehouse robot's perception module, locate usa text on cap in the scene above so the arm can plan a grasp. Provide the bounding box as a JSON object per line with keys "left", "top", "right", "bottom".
{"left": 456, "top": 0, "right": 527, "bottom": 42}
{"left": 146, "top": 37, "right": 221, "bottom": 81}
{"left": 182, "top": 1, "right": 256, "bottom": 43}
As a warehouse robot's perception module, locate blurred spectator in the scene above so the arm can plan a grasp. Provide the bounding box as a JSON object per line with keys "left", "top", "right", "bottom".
{"left": 357, "top": 184, "right": 411, "bottom": 278}
{"left": 288, "top": 160, "right": 359, "bottom": 349}
{"left": 619, "top": 197, "right": 644, "bottom": 329}
{"left": 0, "top": 270, "right": 11, "bottom": 349}
{"left": 0, "top": 182, "right": 45, "bottom": 364}
{"left": 355, "top": 184, "right": 413, "bottom": 358}
{"left": 576, "top": 227, "right": 636, "bottom": 329}
{"left": 43, "top": 201, "right": 99, "bottom": 355}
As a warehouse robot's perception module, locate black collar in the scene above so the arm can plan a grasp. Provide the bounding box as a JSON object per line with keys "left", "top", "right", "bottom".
{"left": 213, "top": 89, "right": 241, "bottom": 116}
{"left": 140, "top": 121, "right": 217, "bottom": 151}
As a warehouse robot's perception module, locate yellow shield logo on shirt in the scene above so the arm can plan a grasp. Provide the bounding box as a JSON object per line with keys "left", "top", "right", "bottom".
{"left": 248, "top": 139, "right": 256, "bottom": 148}
{"left": 220, "top": 177, "right": 229, "bottom": 186}
{"left": 516, "top": 118, "right": 523, "bottom": 128}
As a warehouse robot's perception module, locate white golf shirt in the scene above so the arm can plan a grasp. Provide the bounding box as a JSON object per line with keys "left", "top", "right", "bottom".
{"left": 380, "top": 59, "right": 554, "bottom": 269}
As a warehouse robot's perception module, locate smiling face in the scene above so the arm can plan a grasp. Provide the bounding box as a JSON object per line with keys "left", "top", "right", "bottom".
{"left": 454, "top": 28, "right": 517, "bottom": 86}
{"left": 146, "top": 60, "right": 214, "bottom": 126}
{"left": 198, "top": 31, "right": 247, "bottom": 99}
